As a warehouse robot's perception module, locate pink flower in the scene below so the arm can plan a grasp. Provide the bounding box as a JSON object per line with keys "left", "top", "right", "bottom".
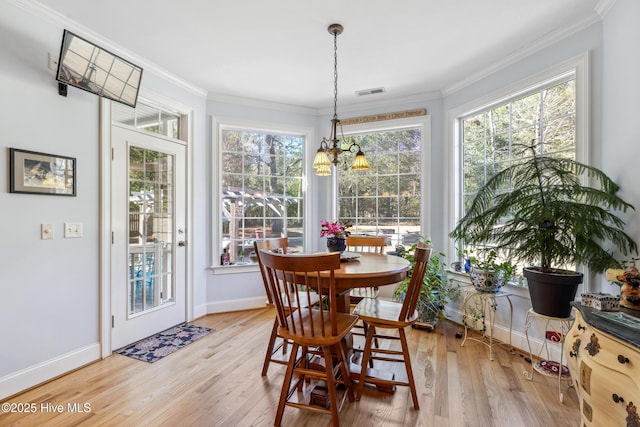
{"left": 320, "top": 220, "right": 352, "bottom": 238}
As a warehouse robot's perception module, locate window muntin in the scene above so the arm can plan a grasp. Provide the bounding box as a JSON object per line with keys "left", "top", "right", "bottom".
{"left": 338, "top": 127, "right": 422, "bottom": 249}
{"left": 219, "top": 127, "right": 304, "bottom": 265}
{"left": 457, "top": 76, "right": 577, "bottom": 274}
{"left": 113, "top": 100, "right": 181, "bottom": 140}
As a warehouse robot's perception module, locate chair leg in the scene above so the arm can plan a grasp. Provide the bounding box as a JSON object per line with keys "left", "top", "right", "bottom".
{"left": 399, "top": 328, "right": 419, "bottom": 409}
{"left": 297, "top": 346, "right": 309, "bottom": 391}
{"left": 262, "top": 318, "right": 279, "bottom": 376}
{"left": 323, "top": 346, "right": 340, "bottom": 427}
{"left": 361, "top": 323, "right": 378, "bottom": 364}
{"left": 337, "top": 340, "right": 355, "bottom": 402}
{"left": 356, "top": 323, "right": 376, "bottom": 401}
{"left": 275, "top": 342, "right": 299, "bottom": 426}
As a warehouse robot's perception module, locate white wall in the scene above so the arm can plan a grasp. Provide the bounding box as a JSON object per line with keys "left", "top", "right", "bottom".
{"left": 600, "top": 0, "right": 640, "bottom": 289}
{"left": 0, "top": 1, "right": 101, "bottom": 389}
{"left": 0, "top": 1, "right": 207, "bottom": 399}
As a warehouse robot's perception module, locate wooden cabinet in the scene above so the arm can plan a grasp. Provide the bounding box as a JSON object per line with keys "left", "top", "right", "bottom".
{"left": 565, "top": 304, "right": 640, "bottom": 426}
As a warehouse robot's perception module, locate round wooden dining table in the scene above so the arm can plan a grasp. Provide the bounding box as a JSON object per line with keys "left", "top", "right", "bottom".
{"left": 331, "top": 252, "right": 411, "bottom": 312}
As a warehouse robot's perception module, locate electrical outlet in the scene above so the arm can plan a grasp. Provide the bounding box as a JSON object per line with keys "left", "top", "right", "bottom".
{"left": 48, "top": 53, "right": 58, "bottom": 71}
{"left": 41, "top": 224, "right": 54, "bottom": 240}
{"left": 64, "top": 222, "right": 83, "bottom": 238}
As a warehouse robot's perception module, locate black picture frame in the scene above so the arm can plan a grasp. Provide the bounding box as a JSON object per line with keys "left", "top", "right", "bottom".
{"left": 9, "top": 148, "right": 76, "bottom": 196}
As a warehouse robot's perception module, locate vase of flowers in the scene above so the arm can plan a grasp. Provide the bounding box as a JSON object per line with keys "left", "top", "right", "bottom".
{"left": 321, "top": 220, "right": 352, "bottom": 254}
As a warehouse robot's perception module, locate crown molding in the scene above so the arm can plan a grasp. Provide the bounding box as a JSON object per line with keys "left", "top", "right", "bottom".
{"left": 208, "top": 90, "right": 441, "bottom": 117}
{"left": 317, "top": 91, "right": 442, "bottom": 116}
{"left": 206, "top": 93, "right": 319, "bottom": 115}
{"left": 595, "top": 0, "right": 617, "bottom": 17}
{"left": 13, "top": 0, "right": 207, "bottom": 99}
{"left": 442, "top": 11, "right": 602, "bottom": 97}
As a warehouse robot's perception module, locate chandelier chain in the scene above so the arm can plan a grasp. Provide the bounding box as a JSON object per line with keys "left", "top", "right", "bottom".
{"left": 333, "top": 29, "right": 338, "bottom": 118}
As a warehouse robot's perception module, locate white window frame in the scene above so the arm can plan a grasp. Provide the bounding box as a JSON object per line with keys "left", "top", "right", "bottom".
{"left": 447, "top": 52, "right": 590, "bottom": 290}
{"left": 338, "top": 115, "right": 432, "bottom": 240}
{"left": 211, "top": 116, "right": 314, "bottom": 272}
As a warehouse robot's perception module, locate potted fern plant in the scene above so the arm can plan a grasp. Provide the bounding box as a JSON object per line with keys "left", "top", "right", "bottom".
{"left": 450, "top": 142, "right": 637, "bottom": 318}
{"left": 393, "top": 238, "right": 461, "bottom": 329}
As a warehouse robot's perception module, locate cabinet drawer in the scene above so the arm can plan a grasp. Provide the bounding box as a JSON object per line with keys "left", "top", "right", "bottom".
{"left": 580, "top": 361, "right": 640, "bottom": 426}
{"left": 575, "top": 323, "right": 639, "bottom": 380}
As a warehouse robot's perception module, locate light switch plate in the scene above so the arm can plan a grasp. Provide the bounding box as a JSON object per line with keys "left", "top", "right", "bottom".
{"left": 64, "top": 222, "right": 83, "bottom": 238}
{"left": 41, "top": 224, "right": 54, "bottom": 240}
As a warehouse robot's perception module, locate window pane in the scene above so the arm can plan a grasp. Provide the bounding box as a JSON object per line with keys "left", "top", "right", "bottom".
{"left": 338, "top": 126, "right": 422, "bottom": 250}
{"left": 219, "top": 128, "right": 305, "bottom": 264}
{"left": 543, "top": 116, "right": 575, "bottom": 152}
{"left": 113, "top": 101, "right": 182, "bottom": 141}
{"left": 543, "top": 80, "right": 575, "bottom": 121}
{"left": 458, "top": 75, "right": 577, "bottom": 282}
{"left": 377, "top": 153, "right": 398, "bottom": 174}
{"left": 398, "top": 152, "right": 420, "bottom": 174}
{"left": 489, "top": 105, "right": 510, "bottom": 134}
{"left": 512, "top": 92, "right": 540, "bottom": 130}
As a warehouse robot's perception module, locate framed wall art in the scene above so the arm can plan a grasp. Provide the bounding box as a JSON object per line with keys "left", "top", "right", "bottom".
{"left": 9, "top": 148, "right": 76, "bottom": 196}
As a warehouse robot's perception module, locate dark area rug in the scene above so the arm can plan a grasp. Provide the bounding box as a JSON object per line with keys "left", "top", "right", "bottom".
{"left": 116, "top": 323, "right": 213, "bottom": 363}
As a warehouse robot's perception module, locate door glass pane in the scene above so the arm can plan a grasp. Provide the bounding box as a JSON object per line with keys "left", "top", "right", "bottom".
{"left": 128, "top": 146, "right": 174, "bottom": 315}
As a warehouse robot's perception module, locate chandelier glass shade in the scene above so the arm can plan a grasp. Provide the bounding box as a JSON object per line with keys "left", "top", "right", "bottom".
{"left": 313, "top": 24, "right": 369, "bottom": 176}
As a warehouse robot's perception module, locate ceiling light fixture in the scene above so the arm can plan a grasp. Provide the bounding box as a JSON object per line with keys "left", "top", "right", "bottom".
{"left": 313, "top": 23, "right": 369, "bottom": 177}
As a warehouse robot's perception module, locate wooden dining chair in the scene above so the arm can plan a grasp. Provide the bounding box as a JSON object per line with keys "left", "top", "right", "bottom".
{"left": 352, "top": 244, "right": 432, "bottom": 410}
{"left": 259, "top": 250, "right": 359, "bottom": 427}
{"left": 346, "top": 235, "right": 388, "bottom": 304}
{"left": 254, "top": 238, "right": 320, "bottom": 376}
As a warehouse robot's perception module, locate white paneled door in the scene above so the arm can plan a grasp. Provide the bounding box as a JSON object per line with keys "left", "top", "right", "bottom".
{"left": 111, "top": 125, "right": 187, "bottom": 350}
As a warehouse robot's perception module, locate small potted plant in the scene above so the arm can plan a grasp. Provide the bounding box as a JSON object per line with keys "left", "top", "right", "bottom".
{"left": 467, "top": 249, "right": 514, "bottom": 293}
{"left": 393, "top": 238, "right": 461, "bottom": 329}
{"left": 320, "top": 219, "right": 352, "bottom": 253}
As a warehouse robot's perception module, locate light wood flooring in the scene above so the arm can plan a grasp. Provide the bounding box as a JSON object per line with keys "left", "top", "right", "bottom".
{"left": 0, "top": 308, "right": 580, "bottom": 426}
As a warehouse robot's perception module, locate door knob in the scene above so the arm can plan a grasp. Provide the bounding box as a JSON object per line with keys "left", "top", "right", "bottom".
{"left": 178, "top": 241, "right": 187, "bottom": 247}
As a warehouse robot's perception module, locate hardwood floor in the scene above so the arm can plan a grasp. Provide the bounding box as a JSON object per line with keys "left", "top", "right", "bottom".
{"left": 0, "top": 308, "right": 580, "bottom": 426}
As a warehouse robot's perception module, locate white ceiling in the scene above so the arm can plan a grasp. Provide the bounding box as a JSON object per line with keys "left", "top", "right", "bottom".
{"left": 35, "top": 0, "right": 605, "bottom": 111}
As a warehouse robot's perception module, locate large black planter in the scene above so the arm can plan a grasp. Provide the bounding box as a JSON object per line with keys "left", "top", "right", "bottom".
{"left": 524, "top": 267, "right": 583, "bottom": 318}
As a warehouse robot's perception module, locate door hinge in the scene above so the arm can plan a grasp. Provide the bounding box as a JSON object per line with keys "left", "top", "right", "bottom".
{"left": 111, "top": 315, "right": 114, "bottom": 328}
{"left": 111, "top": 232, "right": 114, "bottom": 244}
{"left": 111, "top": 147, "right": 114, "bottom": 160}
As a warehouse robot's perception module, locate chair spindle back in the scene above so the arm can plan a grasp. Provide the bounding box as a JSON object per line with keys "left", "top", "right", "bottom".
{"left": 399, "top": 244, "right": 432, "bottom": 322}
{"left": 254, "top": 238, "right": 289, "bottom": 305}
{"left": 346, "top": 235, "right": 388, "bottom": 254}
{"left": 259, "top": 250, "right": 342, "bottom": 339}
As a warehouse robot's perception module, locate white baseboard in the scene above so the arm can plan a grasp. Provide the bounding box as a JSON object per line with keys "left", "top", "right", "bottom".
{"left": 193, "top": 302, "right": 208, "bottom": 319}
{"left": 0, "top": 343, "right": 100, "bottom": 401}
{"left": 206, "top": 296, "right": 267, "bottom": 314}
{"left": 445, "top": 307, "right": 565, "bottom": 362}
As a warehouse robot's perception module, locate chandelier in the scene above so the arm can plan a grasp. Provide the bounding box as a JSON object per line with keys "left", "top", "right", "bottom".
{"left": 313, "top": 23, "right": 369, "bottom": 176}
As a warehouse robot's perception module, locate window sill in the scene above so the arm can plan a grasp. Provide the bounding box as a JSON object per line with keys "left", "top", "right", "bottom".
{"left": 211, "top": 263, "right": 260, "bottom": 275}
